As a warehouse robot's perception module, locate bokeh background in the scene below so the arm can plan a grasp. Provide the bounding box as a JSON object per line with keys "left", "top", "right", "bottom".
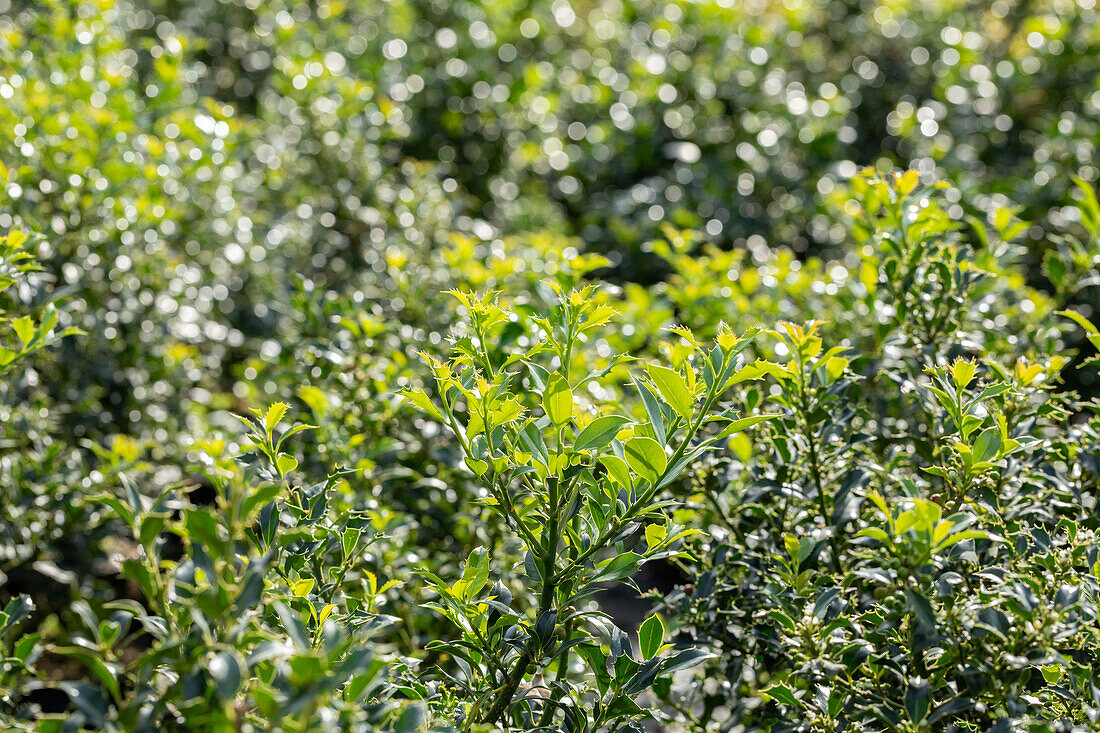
{"left": 3, "top": 0, "right": 1098, "bottom": 441}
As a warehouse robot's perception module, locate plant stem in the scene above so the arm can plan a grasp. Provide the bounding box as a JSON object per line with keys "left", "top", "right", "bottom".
{"left": 480, "top": 478, "right": 562, "bottom": 725}
{"left": 797, "top": 366, "right": 842, "bottom": 574}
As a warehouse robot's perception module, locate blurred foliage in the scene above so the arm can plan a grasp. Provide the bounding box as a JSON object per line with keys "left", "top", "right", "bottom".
{"left": 129, "top": 0, "right": 1100, "bottom": 275}
{"left": 1, "top": 0, "right": 1100, "bottom": 730}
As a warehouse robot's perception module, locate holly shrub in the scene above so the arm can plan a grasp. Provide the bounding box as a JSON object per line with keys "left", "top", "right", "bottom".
{"left": 3, "top": 1, "right": 1100, "bottom": 732}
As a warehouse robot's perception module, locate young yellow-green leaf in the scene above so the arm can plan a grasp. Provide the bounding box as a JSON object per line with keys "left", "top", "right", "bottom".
{"left": 935, "top": 519, "right": 959, "bottom": 548}
{"left": 895, "top": 169, "right": 919, "bottom": 194}
{"left": 1041, "top": 665, "right": 1064, "bottom": 685}
{"left": 648, "top": 364, "right": 694, "bottom": 421}
{"left": 798, "top": 335, "right": 823, "bottom": 362}
{"left": 638, "top": 613, "right": 666, "bottom": 659}
{"left": 291, "top": 578, "right": 314, "bottom": 598}
{"left": 857, "top": 527, "right": 890, "bottom": 543}
{"left": 318, "top": 603, "right": 338, "bottom": 625}
{"left": 726, "top": 359, "right": 791, "bottom": 387}
{"left": 716, "top": 414, "right": 778, "bottom": 440}
{"left": 624, "top": 436, "right": 667, "bottom": 484}
{"left": 935, "top": 529, "right": 991, "bottom": 551}
{"left": 492, "top": 397, "right": 525, "bottom": 425}
{"left": 729, "top": 433, "right": 752, "bottom": 463}
{"left": 11, "top": 316, "right": 34, "bottom": 348}
{"left": 1057, "top": 308, "right": 1100, "bottom": 341}
{"left": 644, "top": 523, "right": 667, "bottom": 549}
{"left": 265, "top": 402, "right": 289, "bottom": 430}
{"left": 825, "top": 356, "right": 848, "bottom": 381}
{"left": 544, "top": 373, "right": 573, "bottom": 426}
{"left": 455, "top": 547, "right": 491, "bottom": 600}
{"left": 600, "top": 455, "right": 632, "bottom": 488}
{"left": 464, "top": 457, "right": 489, "bottom": 476}
{"left": 276, "top": 453, "right": 298, "bottom": 476}
{"left": 297, "top": 385, "right": 329, "bottom": 418}
{"left": 342, "top": 527, "right": 361, "bottom": 559}
{"left": 951, "top": 360, "right": 977, "bottom": 389}
{"left": 783, "top": 534, "right": 800, "bottom": 560}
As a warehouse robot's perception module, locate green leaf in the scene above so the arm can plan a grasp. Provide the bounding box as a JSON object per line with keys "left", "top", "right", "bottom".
{"left": 857, "top": 528, "right": 890, "bottom": 543}
{"left": 393, "top": 702, "right": 428, "bottom": 733}
{"left": 0, "top": 595, "right": 33, "bottom": 636}
{"left": 766, "top": 610, "right": 796, "bottom": 631}
{"left": 577, "top": 644, "right": 612, "bottom": 695}
{"left": 725, "top": 359, "right": 790, "bottom": 387}
{"left": 298, "top": 384, "right": 329, "bottom": 417}
{"left": 574, "top": 416, "right": 630, "bottom": 452}
{"left": 183, "top": 508, "right": 223, "bottom": 550}
{"left": 518, "top": 419, "right": 550, "bottom": 468}
{"left": 729, "top": 433, "right": 752, "bottom": 463}
{"left": 638, "top": 614, "right": 665, "bottom": 659}
{"left": 13, "top": 633, "right": 41, "bottom": 663}
{"left": 275, "top": 423, "right": 317, "bottom": 454}
{"left": 647, "top": 365, "right": 694, "bottom": 421}
{"left": 634, "top": 378, "right": 666, "bottom": 445}
{"left": 1041, "top": 664, "right": 1064, "bottom": 685}
{"left": 935, "top": 529, "right": 992, "bottom": 551}
{"left": 52, "top": 647, "right": 121, "bottom": 702}
{"left": 624, "top": 436, "right": 666, "bottom": 484}
{"left": 208, "top": 651, "right": 243, "bottom": 701}
{"left": 659, "top": 647, "right": 713, "bottom": 674}
{"left": 763, "top": 682, "right": 804, "bottom": 709}
{"left": 971, "top": 427, "right": 1001, "bottom": 464}
{"left": 342, "top": 527, "right": 361, "bottom": 559}
{"left": 275, "top": 602, "right": 311, "bottom": 649}
{"left": 138, "top": 515, "right": 166, "bottom": 549}
{"left": 905, "top": 677, "right": 930, "bottom": 723}
{"left": 464, "top": 456, "right": 489, "bottom": 476}
{"left": 825, "top": 356, "right": 848, "bottom": 381}
{"left": 591, "top": 552, "right": 643, "bottom": 584}
{"left": 1075, "top": 176, "right": 1100, "bottom": 233}
{"left": 240, "top": 483, "right": 283, "bottom": 521}
{"left": 543, "top": 373, "right": 573, "bottom": 426}
{"left": 905, "top": 588, "right": 936, "bottom": 632}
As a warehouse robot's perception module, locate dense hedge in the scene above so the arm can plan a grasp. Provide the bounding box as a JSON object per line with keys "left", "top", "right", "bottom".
{"left": 2, "top": 1, "right": 1100, "bottom": 731}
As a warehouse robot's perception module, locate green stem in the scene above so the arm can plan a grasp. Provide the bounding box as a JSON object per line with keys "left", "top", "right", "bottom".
{"left": 796, "top": 354, "right": 842, "bottom": 574}
{"left": 480, "top": 477, "right": 563, "bottom": 725}
{"left": 536, "top": 639, "right": 571, "bottom": 728}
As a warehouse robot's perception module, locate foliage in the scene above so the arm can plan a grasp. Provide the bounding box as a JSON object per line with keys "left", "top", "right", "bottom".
{"left": 401, "top": 286, "right": 767, "bottom": 728}
{"left": 2, "top": 0, "right": 1100, "bottom": 731}
{"left": 659, "top": 174, "right": 1100, "bottom": 730}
